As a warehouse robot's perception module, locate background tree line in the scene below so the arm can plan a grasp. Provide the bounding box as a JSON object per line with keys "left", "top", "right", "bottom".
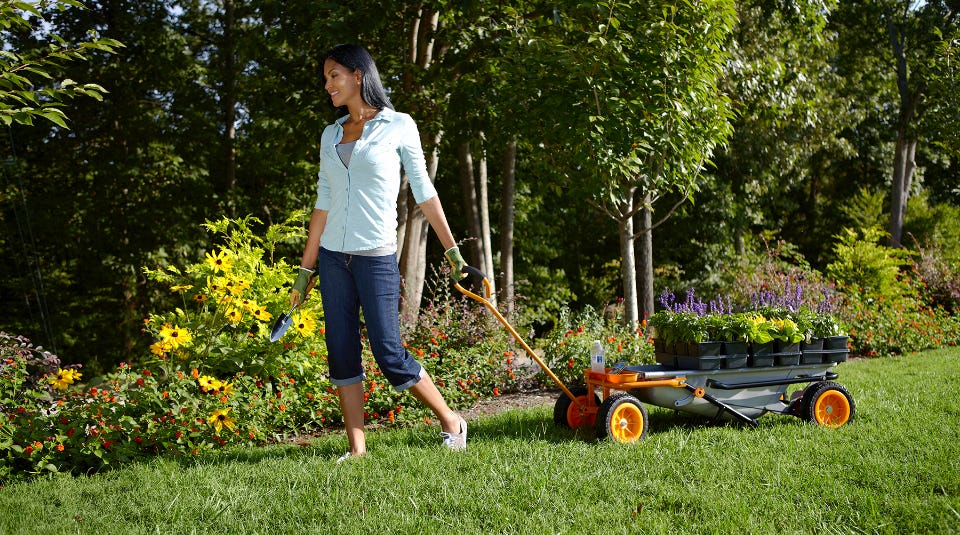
{"left": 1, "top": 0, "right": 958, "bottom": 373}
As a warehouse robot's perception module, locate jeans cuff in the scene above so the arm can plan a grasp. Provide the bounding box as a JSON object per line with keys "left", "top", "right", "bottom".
{"left": 393, "top": 366, "right": 426, "bottom": 392}
{"left": 330, "top": 373, "right": 365, "bottom": 387}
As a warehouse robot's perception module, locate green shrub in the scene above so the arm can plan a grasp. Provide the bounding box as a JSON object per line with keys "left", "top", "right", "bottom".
{"left": 142, "top": 213, "right": 325, "bottom": 378}
{"left": 535, "top": 306, "right": 653, "bottom": 387}
{"left": 826, "top": 226, "right": 915, "bottom": 301}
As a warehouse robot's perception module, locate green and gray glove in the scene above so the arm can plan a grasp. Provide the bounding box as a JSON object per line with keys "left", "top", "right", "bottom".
{"left": 444, "top": 246, "right": 467, "bottom": 282}
{"left": 289, "top": 267, "right": 315, "bottom": 307}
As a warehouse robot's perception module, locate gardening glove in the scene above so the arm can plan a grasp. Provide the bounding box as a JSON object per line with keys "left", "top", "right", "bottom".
{"left": 444, "top": 246, "right": 467, "bottom": 282}
{"left": 289, "top": 267, "right": 315, "bottom": 307}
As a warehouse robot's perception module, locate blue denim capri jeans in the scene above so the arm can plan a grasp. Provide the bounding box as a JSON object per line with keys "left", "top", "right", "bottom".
{"left": 318, "top": 247, "right": 425, "bottom": 391}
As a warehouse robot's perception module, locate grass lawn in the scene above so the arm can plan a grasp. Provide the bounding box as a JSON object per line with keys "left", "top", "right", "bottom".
{"left": 1, "top": 349, "right": 959, "bottom": 534}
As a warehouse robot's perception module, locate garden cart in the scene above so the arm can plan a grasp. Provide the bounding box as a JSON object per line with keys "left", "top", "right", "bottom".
{"left": 455, "top": 267, "right": 856, "bottom": 444}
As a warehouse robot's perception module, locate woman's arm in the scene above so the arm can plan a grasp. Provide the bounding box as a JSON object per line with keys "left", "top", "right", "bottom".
{"left": 418, "top": 195, "right": 456, "bottom": 251}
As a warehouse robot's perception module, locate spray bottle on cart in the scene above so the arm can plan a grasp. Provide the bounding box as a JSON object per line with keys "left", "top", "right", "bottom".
{"left": 590, "top": 340, "right": 605, "bottom": 374}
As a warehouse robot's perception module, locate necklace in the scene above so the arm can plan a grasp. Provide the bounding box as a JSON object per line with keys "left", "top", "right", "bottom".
{"left": 352, "top": 108, "right": 378, "bottom": 123}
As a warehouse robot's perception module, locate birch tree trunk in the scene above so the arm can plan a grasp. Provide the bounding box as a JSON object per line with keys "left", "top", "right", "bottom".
{"left": 398, "top": 6, "right": 441, "bottom": 320}
{"left": 476, "top": 136, "right": 496, "bottom": 301}
{"left": 619, "top": 211, "right": 639, "bottom": 325}
{"left": 457, "top": 141, "right": 483, "bottom": 267}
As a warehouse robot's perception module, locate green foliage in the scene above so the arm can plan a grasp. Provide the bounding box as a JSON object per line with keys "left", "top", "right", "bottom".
{"left": 0, "top": 1, "right": 122, "bottom": 127}
{"left": 142, "top": 214, "right": 322, "bottom": 378}
{"left": 826, "top": 226, "right": 915, "bottom": 299}
{"left": 535, "top": 306, "right": 653, "bottom": 386}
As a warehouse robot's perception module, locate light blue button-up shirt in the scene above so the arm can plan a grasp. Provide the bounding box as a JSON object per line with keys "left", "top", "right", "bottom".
{"left": 314, "top": 108, "right": 438, "bottom": 253}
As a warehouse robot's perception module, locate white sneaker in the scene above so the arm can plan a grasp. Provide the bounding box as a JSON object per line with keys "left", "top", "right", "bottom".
{"left": 336, "top": 452, "right": 364, "bottom": 463}
{"left": 440, "top": 416, "right": 467, "bottom": 451}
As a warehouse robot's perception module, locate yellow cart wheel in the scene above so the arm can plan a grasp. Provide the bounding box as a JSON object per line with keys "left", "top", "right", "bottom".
{"left": 553, "top": 386, "right": 600, "bottom": 429}
{"left": 802, "top": 381, "right": 855, "bottom": 428}
{"left": 596, "top": 393, "right": 649, "bottom": 443}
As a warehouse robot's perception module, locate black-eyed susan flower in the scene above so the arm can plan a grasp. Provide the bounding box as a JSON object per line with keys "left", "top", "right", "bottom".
{"left": 251, "top": 305, "right": 272, "bottom": 322}
{"left": 48, "top": 368, "right": 82, "bottom": 391}
{"left": 207, "top": 408, "right": 236, "bottom": 433}
{"left": 159, "top": 324, "right": 193, "bottom": 349}
{"left": 150, "top": 340, "right": 171, "bottom": 356}
{"left": 204, "top": 250, "right": 233, "bottom": 273}
{"left": 170, "top": 284, "right": 193, "bottom": 293}
{"left": 213, "top": 381, "right": 234, "bottom": 396}
{"left": 224, "top": 307, "right": 243, "bottom": 325}
{"left": 294, "top": 310, "right": 317, "bottom": 337}
{"left": 198, "top": 375, "right": 217, "bottom": 390}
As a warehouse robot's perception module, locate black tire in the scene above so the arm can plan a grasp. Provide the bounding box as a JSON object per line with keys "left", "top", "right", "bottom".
{"left": 596, "top": 393, "right": 649, "bottom": 443}
{"left": 553, "top": 386, "right": 600, "bottom": 429}
{"left": 801, "top": 381, "right": 855, "bottom": 427}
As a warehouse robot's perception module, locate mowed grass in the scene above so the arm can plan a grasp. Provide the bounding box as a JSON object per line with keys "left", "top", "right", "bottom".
{"left": 2, "top": 349, "right": 959, "bottom": 534}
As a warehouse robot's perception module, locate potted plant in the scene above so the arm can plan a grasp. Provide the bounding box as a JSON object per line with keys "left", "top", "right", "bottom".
{"left": 744, "top": 314, "right": 776, "bottom": 366}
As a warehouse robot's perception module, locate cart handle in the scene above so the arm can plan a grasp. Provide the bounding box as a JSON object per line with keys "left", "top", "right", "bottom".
{"left": 454, "top": 266, "right": 584, "bottom": 409}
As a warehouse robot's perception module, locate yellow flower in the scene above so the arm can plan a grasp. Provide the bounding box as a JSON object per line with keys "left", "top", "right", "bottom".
{"left": 205, "top": 250, "right": 233, "bottom": 273}
{"left": 170, "top": 284, "right": 193, "bottom": 292}
{"left": 251, "top": 305, "right": 272, "bottom": 323}
{"left": 150, "top": 341, "right": 170, "bottom": 355}
{"left": 159, "top": 324, "right": 193, "bottom": 349}
{"left": 294, "top": 310, "right": 317, "bottom": 337}
{"left": 213, "top": 381, "right": 234, "bottom": 396}
{"left": 225, "top": 274, "right": 251, "bottom": 296}
{"left": 207, "top": 408, "right": 236, "bottom": 433}
{"left": 206, "top": 276, "right": 230, "bottom": 297}
{"left": 48, "top": 368, "right": 82, "bottom": 391}
{"left": 198, "top": 375, "right": 217, "bottom": 390}
{"left": 224, "top": 307, "right": 243, "bottom": 325}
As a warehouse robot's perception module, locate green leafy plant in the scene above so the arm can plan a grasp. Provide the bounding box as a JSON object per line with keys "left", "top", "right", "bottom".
{"left": 142, "top": 213, "right": 325, "bottom": 378}
{"left": 536, "top": 306, "right": 653, "bottom": 386}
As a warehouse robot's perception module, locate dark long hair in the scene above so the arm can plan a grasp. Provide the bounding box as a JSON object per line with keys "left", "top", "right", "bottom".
{"left": 322, "top": 44, "right": 394, "bottom": 117}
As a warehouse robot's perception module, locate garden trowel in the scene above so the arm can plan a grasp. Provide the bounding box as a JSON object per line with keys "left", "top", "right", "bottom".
{"left": 269, "top": 303, "right": 299, "bottom": 342}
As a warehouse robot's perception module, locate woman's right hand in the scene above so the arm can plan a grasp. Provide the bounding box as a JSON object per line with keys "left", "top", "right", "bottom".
{"left": 289, "top": 267, "right": 315, "bottom": 307}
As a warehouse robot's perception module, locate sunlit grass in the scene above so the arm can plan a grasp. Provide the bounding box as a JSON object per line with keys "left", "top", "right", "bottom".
{"left": 2, "top": 349, "right": 959, "bottom": 534}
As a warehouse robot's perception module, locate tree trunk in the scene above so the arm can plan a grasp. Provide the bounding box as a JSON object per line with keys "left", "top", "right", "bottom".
{"left": 887, "top": 132, "right": 917, "bottom": 247}
{"left": 635, "top": 190, "right": 655, "bottom": 322}
{"left": 399, "top": 134, "right": 441, "bottom": 321}
{"left": 221, "top": 0, "right": 236, "bottom": 216}
{"left": 500, "top": 138, "right": 517, "bottom": 315}
{"left": 885, "top": 18, "right": 923, "bottom": 247}
{"left": 398, "top": 6, "right": 442, "bottom": 320}
{"left": 457, "top": 141, "right": 483, "bottom": 267}
{"left": 477, "top": 134, "right": 496, "bottom": 301}
{"left": 619, "top": 208, "right": 639, "bottom": 325}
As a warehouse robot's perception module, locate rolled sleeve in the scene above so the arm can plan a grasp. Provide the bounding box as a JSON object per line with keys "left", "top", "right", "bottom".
{"left": 398, "top": 115, "right": 438, "bottom": 203}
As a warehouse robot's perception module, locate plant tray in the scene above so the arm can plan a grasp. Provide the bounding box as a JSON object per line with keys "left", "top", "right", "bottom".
{"left": 676, "top": 355, "right": 723, "bottom": 371}
{"left": 749, "top": 354, "right": 776, "bottom": 367}
{"left": 775, "top": 352, "right": 801, "bottom": 366}
{"left": 655, "top": 352, "right": 677, "bottom": 368}
{"left": 722, "top": 354, "right": 748, "bottom": 369}
{"left": 798, "top": 349, "right": 849, "bottom": 364}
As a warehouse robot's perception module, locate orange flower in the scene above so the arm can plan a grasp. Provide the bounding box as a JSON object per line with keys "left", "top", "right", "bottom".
{"left": 56, "top": 443, "right": 65, "bottom": 452}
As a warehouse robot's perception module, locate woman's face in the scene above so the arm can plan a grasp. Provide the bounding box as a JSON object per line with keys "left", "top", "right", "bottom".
{"left": 323, "top": 58, "right": 361, "bottom": 108}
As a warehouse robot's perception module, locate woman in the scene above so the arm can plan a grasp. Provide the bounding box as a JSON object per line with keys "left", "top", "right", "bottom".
{"left": 290, "top": 44, "right": 468, "bottom": 461}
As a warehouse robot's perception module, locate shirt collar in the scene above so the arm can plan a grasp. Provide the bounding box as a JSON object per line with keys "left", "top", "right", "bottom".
{"left": 335, "top": 107, "right": 394, "bottom": 127}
